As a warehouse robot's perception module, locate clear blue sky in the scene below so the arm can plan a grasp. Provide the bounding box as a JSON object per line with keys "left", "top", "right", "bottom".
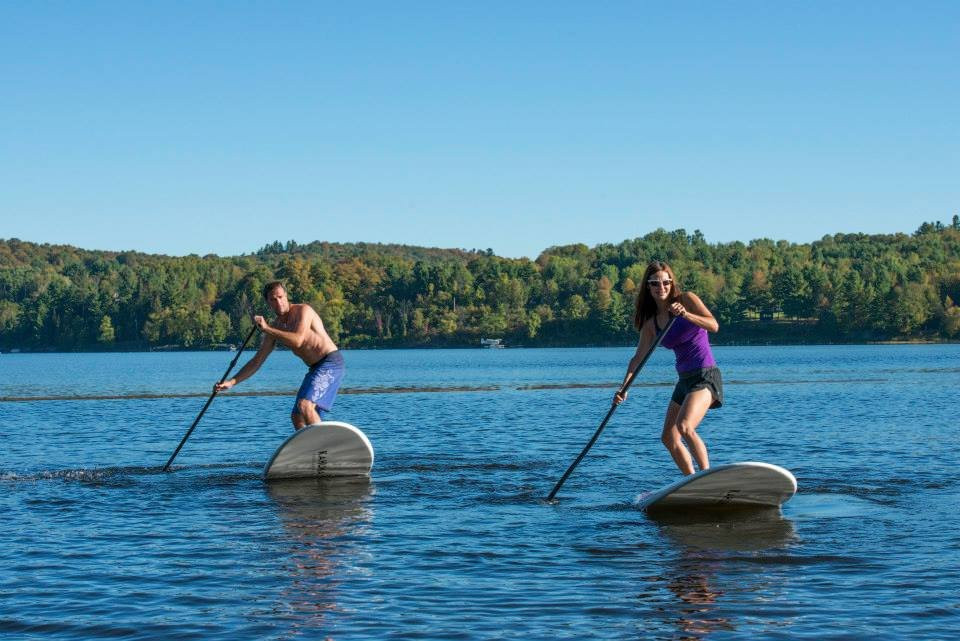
{"left": 2, "top": 2, "right": 957, "bottom": 258}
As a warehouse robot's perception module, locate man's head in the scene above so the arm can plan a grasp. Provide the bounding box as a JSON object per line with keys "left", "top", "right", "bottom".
{"left": 262, "top": 281, "right": 290, "bottom": 315}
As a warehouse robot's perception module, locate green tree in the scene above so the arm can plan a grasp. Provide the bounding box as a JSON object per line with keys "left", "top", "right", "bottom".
{"left": 524, "top": 309, "right": 542, "bottom": 339}
{"left": 742, "top": 270, "right": 775, "bottom": 318}
{"left": 0, "top": 300, "right": 20, "bottom": 335}
{"left": 561, "top": 294, "right": 590, "bottom": 320}
{"left": 97, "top": 315, "right": 115, "bottom": 344}
{"left": 772, "top": 266, "right": 811, "bottom": 319}
{"left": 211, "top": 310, "right": 231, "bottom": 343}
{"left": 599, "top": 290, "right": 630, "bottom": 335}
{"left": 942, "top": 297, "right": 960, "bottom": 337}
{"left": 476, "top": 307, "right": 509, "bottom": 336}
{"left": 884, "top": 281, "right": 936, "bottom": 334}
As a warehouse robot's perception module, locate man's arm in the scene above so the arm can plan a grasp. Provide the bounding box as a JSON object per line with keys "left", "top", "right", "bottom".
{"left": 256, "top": 305, "right": 316, "bottom": 349}
{"left": 214, "top": 333, "right": 275, "bottom": 391}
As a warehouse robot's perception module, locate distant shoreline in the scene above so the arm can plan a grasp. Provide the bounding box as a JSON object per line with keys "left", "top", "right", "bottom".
{"left": 4, "top": 227, "right": 959, "bottom": 353}
{"left": 2, "top": 338, "right": 955, "bottom": 355}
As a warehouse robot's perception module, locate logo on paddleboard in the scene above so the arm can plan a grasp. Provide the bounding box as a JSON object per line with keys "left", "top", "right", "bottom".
{"left": 719, "top": 489, "right": 742, "bottom": 503}
{"left": 313, "top": 450, "right": 328, "bottom": 475}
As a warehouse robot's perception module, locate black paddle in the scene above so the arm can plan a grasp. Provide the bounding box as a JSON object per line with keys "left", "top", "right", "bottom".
{"left": 547, "top": 315, "right": 677, "bottom": 501}
{"left": 161, "top": 324, "right": 258, "bottom": 472}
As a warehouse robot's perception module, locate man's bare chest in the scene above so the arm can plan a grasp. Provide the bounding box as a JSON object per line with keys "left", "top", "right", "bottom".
{"left": 275, "top": 313, "right": 301, "bottom": 332}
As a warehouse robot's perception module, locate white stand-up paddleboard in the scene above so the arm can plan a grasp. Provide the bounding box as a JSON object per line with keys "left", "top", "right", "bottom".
{"left": 637, "top": 462, "right": 796, "bottom": 512}
{"left": 264, "top": 421, "right": 374, "bottom": 480}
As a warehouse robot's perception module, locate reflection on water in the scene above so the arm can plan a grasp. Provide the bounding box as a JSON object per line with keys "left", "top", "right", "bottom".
{"left": 651, "top": 507, "right": 796, "bottom": 552}
{"left": 646, "top": 509, "right": 795, "bottom": 638}
{"left": 267, "top": 478, "right": 374, "bottom": 633}
{"left": 661, "top": 559, "right": 734, "bottom": 640}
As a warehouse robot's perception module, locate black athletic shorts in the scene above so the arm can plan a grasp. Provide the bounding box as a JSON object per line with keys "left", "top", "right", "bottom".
{"left": 671, "top": 367, "right": 723, "bottom": 409}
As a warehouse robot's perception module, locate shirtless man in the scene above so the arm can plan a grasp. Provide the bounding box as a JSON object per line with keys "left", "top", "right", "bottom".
{"left": 214, "top": 281, "right": 344, "bottom": 429}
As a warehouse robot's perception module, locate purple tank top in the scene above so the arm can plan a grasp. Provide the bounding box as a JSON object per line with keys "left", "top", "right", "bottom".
{"left": 655, "top": 315, "right": 717, "bottom": 373}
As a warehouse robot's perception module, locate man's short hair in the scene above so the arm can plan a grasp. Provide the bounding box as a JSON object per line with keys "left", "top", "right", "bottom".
{"left": 262, "top": 281, "right": 286, "bottom": 299}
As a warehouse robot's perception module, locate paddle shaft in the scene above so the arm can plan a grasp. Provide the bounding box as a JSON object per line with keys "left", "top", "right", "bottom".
{"left": 161, "top": 325, "right": 258, "bottom": 472}
{"left": 547, "top": 315, "right": 677, "bottom": 500}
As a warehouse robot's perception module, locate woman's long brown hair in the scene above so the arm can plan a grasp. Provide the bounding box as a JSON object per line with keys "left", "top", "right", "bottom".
{"left": 633, "top": 260, "right": 682, "bottom": 331}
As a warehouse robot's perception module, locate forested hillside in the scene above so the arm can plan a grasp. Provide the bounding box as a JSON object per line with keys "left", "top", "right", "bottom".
{"left": 2, "top": 219, "right": 959, "bottom": 351}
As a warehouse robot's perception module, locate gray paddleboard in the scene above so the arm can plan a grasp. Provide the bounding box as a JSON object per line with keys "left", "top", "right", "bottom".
{"left": 636, "top": 462, "right": 797, "bottom": 512}
{"left": 264, "top": 421, "right": 374, "bottom": 480}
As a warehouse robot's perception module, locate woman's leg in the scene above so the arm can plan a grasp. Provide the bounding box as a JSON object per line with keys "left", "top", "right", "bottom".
{"left": 661, "top": 401, "right": 696, "bottom": 475}
{"left": 676, "top": 388, "right": 713, "bottom": 472}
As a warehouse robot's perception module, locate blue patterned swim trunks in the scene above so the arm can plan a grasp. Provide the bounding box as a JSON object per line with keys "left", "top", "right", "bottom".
{"left": 293, "top": 350, "right": 345, "bottom": 419}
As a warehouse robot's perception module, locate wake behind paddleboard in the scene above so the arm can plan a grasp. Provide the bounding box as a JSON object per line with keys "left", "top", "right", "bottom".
{"left": 264, "top": 421, "right": 374, "bottom": 480}
{"left": 637, "top": 462, "right": 796, "bottom": 512}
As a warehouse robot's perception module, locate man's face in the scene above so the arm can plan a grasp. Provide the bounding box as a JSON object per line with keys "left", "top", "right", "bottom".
{"left": 266, "top": 287, "right": 290, "bottom": 315}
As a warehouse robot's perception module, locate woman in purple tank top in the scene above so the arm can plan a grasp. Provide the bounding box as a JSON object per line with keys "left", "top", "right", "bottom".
{"left": 614, "top": 260, "right": 723, "bottom": 476}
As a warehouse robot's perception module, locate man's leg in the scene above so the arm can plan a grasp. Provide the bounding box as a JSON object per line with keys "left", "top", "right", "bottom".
{"left": 291, "top": 411, "right": 308, "bottom": 430}
{"left": 295, "top": 398, "right": 322, "bottom": 426}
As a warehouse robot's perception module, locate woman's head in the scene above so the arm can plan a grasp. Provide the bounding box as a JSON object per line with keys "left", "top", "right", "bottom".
{"left": 633, "top": 260, "right": 681, "bottom": 330}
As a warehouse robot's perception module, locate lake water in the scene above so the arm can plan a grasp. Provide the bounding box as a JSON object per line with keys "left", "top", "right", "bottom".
{"left": 1, "top": 344, "right": 958, "bottom": 639}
